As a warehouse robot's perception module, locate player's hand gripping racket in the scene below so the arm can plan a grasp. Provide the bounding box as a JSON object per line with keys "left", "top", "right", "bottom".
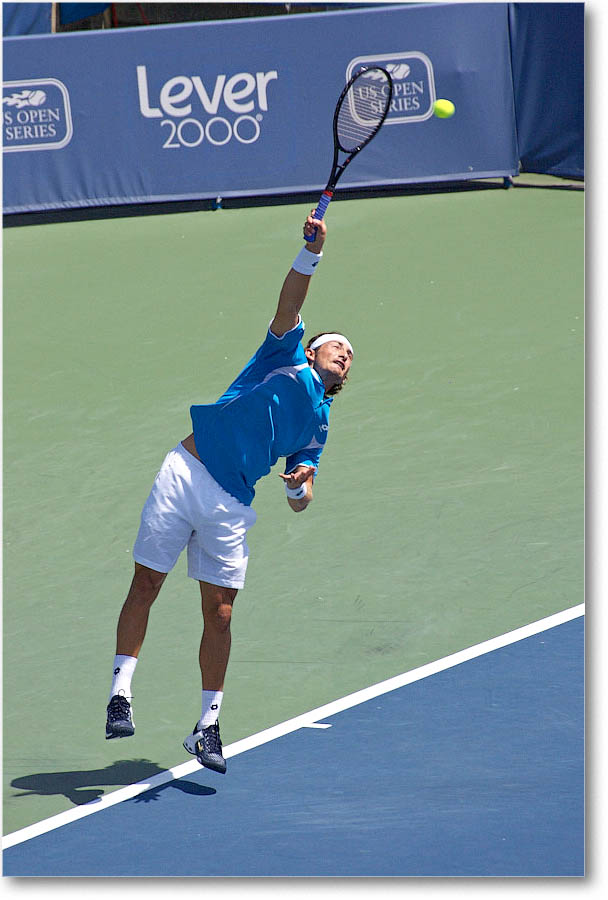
{"left": 305, "top": 66, "right": 393, "bottom": 242}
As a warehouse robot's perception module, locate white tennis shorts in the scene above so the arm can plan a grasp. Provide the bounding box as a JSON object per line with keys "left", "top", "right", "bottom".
{"left": 132, "top": 443, "right": 257, "bottom": 589}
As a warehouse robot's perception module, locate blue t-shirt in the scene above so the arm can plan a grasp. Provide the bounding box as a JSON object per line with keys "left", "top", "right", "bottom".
{"left": 190, "top": 319, "right": 333, "bottom": 506}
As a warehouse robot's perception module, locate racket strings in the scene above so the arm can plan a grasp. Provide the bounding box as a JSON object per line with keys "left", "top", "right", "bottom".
{"left": 336, "top": 71, "right": 391, "bottom": 152}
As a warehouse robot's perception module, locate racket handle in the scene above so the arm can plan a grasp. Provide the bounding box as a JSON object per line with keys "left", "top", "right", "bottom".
{"left": 304, "top": 190, "right": 333, "bottom": 242}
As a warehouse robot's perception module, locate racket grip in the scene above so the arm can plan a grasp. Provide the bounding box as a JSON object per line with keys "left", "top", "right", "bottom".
{"left": 304, "top": 190, "right": 333, "bottom": 242}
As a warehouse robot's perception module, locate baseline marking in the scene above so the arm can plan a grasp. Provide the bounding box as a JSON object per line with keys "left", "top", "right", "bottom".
{"left": 3, "top": 603, "right": 584, "bottom": 850}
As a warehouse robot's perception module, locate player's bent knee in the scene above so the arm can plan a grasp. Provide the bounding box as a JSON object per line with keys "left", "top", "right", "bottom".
{"left": 215, "top": 603, "right": 233, "bottom": 633}
{"left": 202, "top": 601, "right": 233, "bottom": 634}
{"left": 200, "top": 583, "right": 237, "bottom": 632}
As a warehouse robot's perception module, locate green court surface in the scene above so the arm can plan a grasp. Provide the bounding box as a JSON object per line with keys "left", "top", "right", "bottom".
{"left": 3, "top": 187, "right": 583, "bottom": 835}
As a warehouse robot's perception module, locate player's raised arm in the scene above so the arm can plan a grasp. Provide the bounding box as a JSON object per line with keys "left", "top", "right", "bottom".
{"left": 269, "top": 214, "right": 327, "bottom": 338}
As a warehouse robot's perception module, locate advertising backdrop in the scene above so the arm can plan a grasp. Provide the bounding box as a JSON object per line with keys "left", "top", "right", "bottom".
{"left": 3, "top": 3, "right": 519, "bottom": 213}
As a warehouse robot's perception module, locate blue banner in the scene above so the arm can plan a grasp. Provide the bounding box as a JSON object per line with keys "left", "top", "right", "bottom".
{"left": 509, "top": 3, "right": 583, "bottom": 178}
{"left": 2, "top": 3, "right": 52, "bottom": 36}
{"left": 3, "top": 3, "right": 519, "bottom": 213}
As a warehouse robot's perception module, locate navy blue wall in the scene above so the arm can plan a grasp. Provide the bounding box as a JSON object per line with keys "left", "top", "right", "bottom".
{"left": 509, "top": 2, "right": 584, "bottom": 178}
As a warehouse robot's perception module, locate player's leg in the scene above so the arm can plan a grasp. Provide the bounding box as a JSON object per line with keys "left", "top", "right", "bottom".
{"left": 198, "top": 581, "right": 238, "bottom": 693}
{"left": 116, "top": 563, "right": 168, "bottom": 656}
{"left": 106, "top": 444, "right": 195, "bottom": 739}
{"left": 182, "top": 582, "right": 237, "bottom": 774}
{"left": 105, "top": 564, "right": 168, "bottom": 739}
{"left": 182, "top": 458, "right": 256, "bottom": 771}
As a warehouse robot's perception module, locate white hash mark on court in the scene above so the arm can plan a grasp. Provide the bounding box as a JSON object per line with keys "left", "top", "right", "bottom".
{"left": 2, "top": 603, "right": 584, "bottom": 850}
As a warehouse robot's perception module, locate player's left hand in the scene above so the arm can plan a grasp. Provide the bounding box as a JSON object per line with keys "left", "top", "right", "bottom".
{"left": 278, "top": 465, "right": 315, "bottom": 488}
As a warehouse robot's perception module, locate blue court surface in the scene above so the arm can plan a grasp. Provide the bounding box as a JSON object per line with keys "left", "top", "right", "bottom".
{"left": 3, "top": 614, "right": 583, "bottom": 877}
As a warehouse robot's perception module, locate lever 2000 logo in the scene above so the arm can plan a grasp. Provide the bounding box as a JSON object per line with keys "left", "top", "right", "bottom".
{"left": 136, "top": 65, "right": 278, "bottom": 149}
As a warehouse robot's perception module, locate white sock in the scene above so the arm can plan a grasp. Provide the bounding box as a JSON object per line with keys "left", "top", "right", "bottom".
{"left": 109, "top": 655, "right": 137, "bottom": 702}
{"left": 198, "top": 689, "right": 223, "bottom": 729}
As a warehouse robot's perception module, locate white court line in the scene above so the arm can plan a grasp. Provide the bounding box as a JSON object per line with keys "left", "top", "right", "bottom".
{"left": 2, "top": 603, "right": 584, "bottom": 850}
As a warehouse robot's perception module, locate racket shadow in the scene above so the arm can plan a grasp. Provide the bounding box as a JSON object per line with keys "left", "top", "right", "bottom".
{"left": 129, "top": 779, "right": 216, "bottom": 804}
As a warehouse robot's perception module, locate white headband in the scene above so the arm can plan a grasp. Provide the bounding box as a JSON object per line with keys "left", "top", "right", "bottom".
{"left": 309, "top": 333, "right": 354, "bottom": 356}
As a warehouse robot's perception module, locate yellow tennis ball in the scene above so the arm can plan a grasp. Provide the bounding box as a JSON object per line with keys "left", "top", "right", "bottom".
{"left": 433, "top": 99, "right": 455, "bottom": 119}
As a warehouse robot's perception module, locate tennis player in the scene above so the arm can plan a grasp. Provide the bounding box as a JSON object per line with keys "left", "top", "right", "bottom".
{"left": 105, "top": 212, "right": 354, "bottom": 774}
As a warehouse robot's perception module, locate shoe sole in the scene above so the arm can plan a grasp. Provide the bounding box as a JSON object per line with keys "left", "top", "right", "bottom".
{"left": 183, "top": 738, "right": 226, "bottom": 774}
{"left": 106, "top": 724, "right": 135, "bottom": 739}
{"left": 196, "top": 754, "right": 226, "bottom": 774}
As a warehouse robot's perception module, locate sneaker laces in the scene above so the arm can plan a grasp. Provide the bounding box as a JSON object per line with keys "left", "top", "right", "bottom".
{"left": 108, "top": 694, "right": 132, "bottom": 722}
{"left": 200, "top": 722, "right": 222, "bottom": 755}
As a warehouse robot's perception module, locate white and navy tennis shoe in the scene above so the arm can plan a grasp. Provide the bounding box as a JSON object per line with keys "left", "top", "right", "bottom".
{"left": 184, "top": 721, "right": 226, "bottom": 774}
{"left": 105, "top": 692, "right": 135, "bottom": 739}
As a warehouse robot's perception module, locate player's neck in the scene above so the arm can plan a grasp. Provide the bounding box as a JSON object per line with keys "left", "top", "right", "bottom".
{"left": 314, "top": 366, "right": 340, "bottom": 393}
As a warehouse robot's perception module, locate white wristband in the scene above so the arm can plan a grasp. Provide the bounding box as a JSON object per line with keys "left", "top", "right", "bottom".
{"left": 292, "top": 246, "right": 323, "bottom": 276}
{"left": 285, "top": 482, "right": 307, "bottom": 500}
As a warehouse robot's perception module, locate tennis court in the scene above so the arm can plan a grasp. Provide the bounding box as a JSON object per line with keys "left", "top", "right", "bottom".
{"left": 2, "top": 181, "right": 584, "bottom": 875}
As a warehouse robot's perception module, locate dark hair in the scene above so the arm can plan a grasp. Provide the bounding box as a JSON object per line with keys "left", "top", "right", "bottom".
{"left": 305, "top": 332, "right": 350, "bottom": 396}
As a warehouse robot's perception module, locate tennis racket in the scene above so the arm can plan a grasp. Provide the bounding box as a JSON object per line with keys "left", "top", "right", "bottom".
{"left": 304, "top": 66, "right": 393, "bottom": 242}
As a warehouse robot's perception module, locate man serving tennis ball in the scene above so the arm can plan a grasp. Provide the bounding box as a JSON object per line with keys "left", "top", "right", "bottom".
{"left": 105, "top": 212, "right": 353, "bottom": 774}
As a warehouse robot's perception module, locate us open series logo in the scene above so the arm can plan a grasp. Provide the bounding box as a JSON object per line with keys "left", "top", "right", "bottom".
{"left": 347, "top": 52, "right": 436, "bottom": 123}
{"left": 3, "top": 78, "right": 73, "bottom": 151}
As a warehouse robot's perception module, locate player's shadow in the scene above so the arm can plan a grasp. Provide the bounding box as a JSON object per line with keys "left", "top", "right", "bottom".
{"left": 11, "top": 759, "right": 216, "bottom": 806}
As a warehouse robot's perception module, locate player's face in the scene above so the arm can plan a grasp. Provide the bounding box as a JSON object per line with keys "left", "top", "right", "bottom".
{"left": 307, "top": 340, "right": 353, "bottom": 386}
